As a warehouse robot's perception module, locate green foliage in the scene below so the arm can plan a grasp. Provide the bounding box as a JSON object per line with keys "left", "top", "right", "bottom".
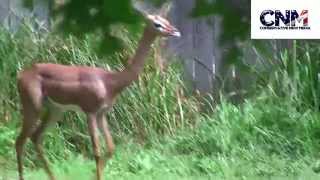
{"left": 192, "top": 0, "right": 250, "bottom": 42}
{"left": 192, "top": 0, "right": 251, "bottom": 66}
{"left": 54, "top": 0, "right": 143, "bottom": 55}
{"left": 24, "top": 0, "right": 254, "bottom": 69}
{"left": 23, "top": 0, "right": 254, "bottom": 66}
{"left": 173, "top": 98, "right": 320, "bottom": 157}
{"left": 256, "top": 41, "right": 320, "bottom": 110}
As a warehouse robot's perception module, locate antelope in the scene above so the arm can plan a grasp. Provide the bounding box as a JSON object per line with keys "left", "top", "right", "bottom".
{"left": 15, "top": 9, "right": 181, "bottom": 180}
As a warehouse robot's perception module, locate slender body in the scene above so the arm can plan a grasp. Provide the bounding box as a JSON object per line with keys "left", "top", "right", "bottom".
{"left": 15, "top": 13, "right": 180, "bottom": 180}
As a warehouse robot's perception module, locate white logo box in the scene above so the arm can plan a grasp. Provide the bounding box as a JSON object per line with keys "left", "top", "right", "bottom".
{"left": 251, "top": 0, "right": 320, "bottom": 39}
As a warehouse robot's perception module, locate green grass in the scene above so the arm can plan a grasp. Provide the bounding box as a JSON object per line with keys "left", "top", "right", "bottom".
{"left": 0, "top": 25, "right": 320, "bottom": 179}
{"left": 1, "top": 141, "right": 320, "bottom": 179}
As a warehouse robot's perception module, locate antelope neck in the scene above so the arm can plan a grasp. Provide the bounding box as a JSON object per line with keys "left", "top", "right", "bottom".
{"left": 112, "top": 27, "right": 157, "bottom": 91}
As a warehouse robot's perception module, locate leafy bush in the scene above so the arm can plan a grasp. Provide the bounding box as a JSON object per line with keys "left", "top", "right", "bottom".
{"left": 173, "top": 98, "right": 320, "bottom": 157}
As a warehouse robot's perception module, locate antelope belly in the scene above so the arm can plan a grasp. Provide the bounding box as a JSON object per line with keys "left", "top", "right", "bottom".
{"left": 47, "top": 98, "right": 82, "bottom": 112}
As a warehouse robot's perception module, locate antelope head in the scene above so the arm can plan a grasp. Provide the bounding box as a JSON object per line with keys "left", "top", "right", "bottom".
{"left": 145, "top": 14, "right": 181, "bottom": 37}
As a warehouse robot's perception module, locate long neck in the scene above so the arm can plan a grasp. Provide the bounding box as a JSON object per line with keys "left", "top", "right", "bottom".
{"left": 128, "top": 27, "right": 157, "bottom": 74}
{"left": 111, "top": 27, "right": 157, "bottom": 91}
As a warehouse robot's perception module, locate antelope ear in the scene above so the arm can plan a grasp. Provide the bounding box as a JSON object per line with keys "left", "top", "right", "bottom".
{"left": 158, "top": 2, "right": 172, "bottom": 18}
{"left": 132, "top": 0, "right": 149, "bottom": 18}
{"left": 139, "top": 9, "right": 148, "bottom": 18}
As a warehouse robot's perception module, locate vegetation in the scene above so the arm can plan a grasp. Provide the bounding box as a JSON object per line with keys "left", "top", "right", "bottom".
{"left": 0, "top": 24, "right": 320, "bottom": 180}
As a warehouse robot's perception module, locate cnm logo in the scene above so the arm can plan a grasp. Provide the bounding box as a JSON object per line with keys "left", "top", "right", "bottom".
{"left": 260, "top": 10, "right": 309, "bottom": 27}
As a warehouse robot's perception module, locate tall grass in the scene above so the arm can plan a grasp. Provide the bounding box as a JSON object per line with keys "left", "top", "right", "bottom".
{"left": 258, "top": 41, "right": 320, "bottom": 111}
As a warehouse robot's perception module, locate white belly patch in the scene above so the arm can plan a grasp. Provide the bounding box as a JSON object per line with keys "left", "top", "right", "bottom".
{"left": 46, "top": 98, "right": 111, "bottom": 113}
{"left": 47, "top": 98, "right": 82, "bottom": 112}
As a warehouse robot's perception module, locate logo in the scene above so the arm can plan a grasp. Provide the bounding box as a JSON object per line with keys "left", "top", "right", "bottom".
{"left": 260, "top": 10, "right": 310, "bottom": 30}
{"left": 251, "top": 0, "right": 320, "bottom": 39}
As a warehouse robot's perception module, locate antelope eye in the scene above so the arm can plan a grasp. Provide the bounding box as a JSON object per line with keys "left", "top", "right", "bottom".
{"left": 154, "top": 23, "right": 162, "bottom": 28}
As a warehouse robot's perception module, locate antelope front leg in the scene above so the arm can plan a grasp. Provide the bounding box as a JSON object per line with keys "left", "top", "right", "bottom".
{"left": 97, "top": 112, "right": 115, "bottom": 159}
{"left": 87, "top": 113, "right": 103, "bottom": 180}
